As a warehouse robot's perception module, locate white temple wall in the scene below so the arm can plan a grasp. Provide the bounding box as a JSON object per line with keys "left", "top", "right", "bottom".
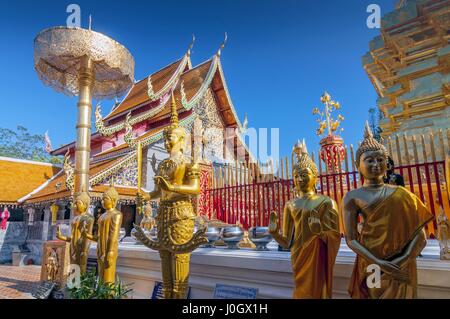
{"left": 89, "top": 240, "right": 450, "bottom": 299}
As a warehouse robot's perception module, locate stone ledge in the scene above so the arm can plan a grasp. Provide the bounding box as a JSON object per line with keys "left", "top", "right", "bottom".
{"left": 88, "top": 240, "right": 450, "bottom": 299}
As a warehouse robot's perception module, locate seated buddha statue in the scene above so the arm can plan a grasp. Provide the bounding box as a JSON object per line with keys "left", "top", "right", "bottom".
{"left": 56, "top": 190, "right": 94, "bottom": 274}
{"left": 140, "top": 202, "right": 155, "bottom": 231}
{"left": 269, "top": 140, "right": 341, "bottom": 299}
{"left": 82, "top": 185, "right": 123, "bottom": 284}
{"left": 133, "top": 92, "right": 207, "bottom": 299}
{"left": 343, "top": 122, "right": 433, "bottom": 299}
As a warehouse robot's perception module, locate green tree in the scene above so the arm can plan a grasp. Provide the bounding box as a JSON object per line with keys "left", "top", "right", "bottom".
{"left": 0, "top": 126, "right": 62, "bottom": 164}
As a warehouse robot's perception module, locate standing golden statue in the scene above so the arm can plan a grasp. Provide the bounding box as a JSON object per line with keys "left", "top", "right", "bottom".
{"left": 133, "top": 92, "right": 207, "bottom": 299}
{"left": 269, "top": 140, "right": 341, "bottom": 299}
{"left": 56, "top": 191, "right": 94, "bottom": 274}
{"left": 82, "top": 186, "right": 123, "bottom": 284}
{"left": 437, "top": 206, "right": 450, "bottom": 260}
{"left": 343, "top": 122, "right": 433, "bottom": 299}
{"left": 46, "top": 248, "right": 59, "bottom": 282}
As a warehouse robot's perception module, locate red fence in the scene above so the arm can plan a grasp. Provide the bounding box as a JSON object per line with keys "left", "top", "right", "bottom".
{"left": 205, "top": 160, "right": 448, "bottom": 237}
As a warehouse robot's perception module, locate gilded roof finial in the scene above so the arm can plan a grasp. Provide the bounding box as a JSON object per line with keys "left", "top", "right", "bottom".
{"left": 216, "top": 32, "right": 228, "bottom": 56}
{"left": 170, "top": 90, "right": 179, "bottom": 127}
{"left": 364, "top": 120, "right": 373, "bottom": 139}
{"left": 187, "top": 34, "right": 195, "bottom": 56}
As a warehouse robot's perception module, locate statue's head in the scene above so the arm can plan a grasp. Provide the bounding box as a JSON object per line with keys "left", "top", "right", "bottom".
{"left": 163, "top": 91, "right": 186, "bottom": 153}
{"left": 74, "top": 191, "right": 90, "bottom": 215}
{"left": 356, "top": 122, "right": 388, "bottom": 179}
{"left": 102, "top": 185, "right": 119, "bottom": 210}
{"left": 144, "top": 202, "right": 152, "bottom": 218}
{"left": 292, "top": 140, "right": 318, "bottom": 193}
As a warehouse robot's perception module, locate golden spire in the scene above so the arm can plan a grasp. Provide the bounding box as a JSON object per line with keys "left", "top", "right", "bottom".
{"left": 170, "top": 90, "right": 179, "bottom": 127}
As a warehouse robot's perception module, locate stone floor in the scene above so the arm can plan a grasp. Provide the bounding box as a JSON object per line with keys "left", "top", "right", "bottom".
{"left": 0, "top": 265, "right": 40, "bottom": 299}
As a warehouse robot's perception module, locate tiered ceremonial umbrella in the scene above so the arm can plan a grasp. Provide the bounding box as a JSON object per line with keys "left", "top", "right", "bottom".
{"left": 34, "top": 26, "right": 135, "bottom": 194}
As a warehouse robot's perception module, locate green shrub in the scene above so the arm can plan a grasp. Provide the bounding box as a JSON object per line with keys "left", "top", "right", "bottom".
{"left": 68, "top": 270, "right": 133, "bottom": 299}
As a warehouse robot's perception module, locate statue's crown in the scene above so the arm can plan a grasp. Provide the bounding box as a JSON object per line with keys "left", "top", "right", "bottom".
{"left": 293, "top": 139, "right": 318, "bottom": 177}
{"left": 75, "top": 190, "right": 90, "bottom": 206}
{"left": 355, "top": 121, "right": 388, "bottom": 167}
{"left": 104, "top": 180, "right": 119, "bottom": 202}
{"left": 164, "top": 90, "right": 186, "bottom": 139}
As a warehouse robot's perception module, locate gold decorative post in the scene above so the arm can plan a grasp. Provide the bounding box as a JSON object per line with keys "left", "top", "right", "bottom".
{"left": 313, "top": 92, "right": 345, "bottom": 173}
{"left": 136, "top": 140, "right": 143, "bottom": 215}
{"left": 75, "top": 55, "right": 94, "bottom": 193}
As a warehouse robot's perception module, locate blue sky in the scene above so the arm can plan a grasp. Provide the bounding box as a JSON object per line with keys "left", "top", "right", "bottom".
{"left": 0, "top": 0, "right": 395, "bottom": 159}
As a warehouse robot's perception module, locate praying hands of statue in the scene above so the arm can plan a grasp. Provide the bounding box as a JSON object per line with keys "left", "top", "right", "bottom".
{"left": 154, "top": 176, "right": 175, "bottom": 192}
{"left": 81, "top": 223, "right": 97, "bottom": 242}
{"left": 136, "top": 192, "right": 150, "bottom": 204}
{"left": 268, "top": 211, "right": 279, "bottom": 234}
{"left": 56, "top": 225, "right": 64, "bottom": 240}
{"left": 308, "top": 209, "right": 322, "bottom": 235}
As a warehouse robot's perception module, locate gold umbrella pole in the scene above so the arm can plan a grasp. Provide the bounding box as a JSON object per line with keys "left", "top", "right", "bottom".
{"left": 74, "top": 55, "right": 94, "bottom": 194}
{"left": 136, "top": 140, "right": 143, "bottom": 215}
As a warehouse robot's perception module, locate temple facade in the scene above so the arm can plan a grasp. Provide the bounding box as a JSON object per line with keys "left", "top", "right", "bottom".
{"left": 362, "top": 0, "right": 449, "bottom": 158}
{"left": 0, "top": 44, "right": 252, "bottom": 263}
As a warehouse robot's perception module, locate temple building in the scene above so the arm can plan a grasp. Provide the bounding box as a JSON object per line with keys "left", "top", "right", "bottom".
{"left": 0, "top": 157, "right": 61, "bottom": 263}
{"left": 3, "top": 43, "right": 252, "bottom": 263}
{"left": 362, "top": 0, "right": 449, "bottom": 157}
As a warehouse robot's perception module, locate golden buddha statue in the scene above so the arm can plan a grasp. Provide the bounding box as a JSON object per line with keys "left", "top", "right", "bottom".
{"left": 46, "top": 248, "right": 59, "bottom": 282}
{"left": 343, "top": 122, "right": 433, "bottom": 299}
{"left": 82, "top": 186, "right": 123, "bottom": 284}
{"left": 133, "top": 92, "right": 207, "bottom": 299}
{"left": 140, "top": 202, "right": 155, "bottom": 231}
{"left": 56, "top": 191, "right": 94, "bottom": 274}
{"left": 269, "top": 139, "right": 340, "bottom": 299}
{"left": 437, "top": 206, "right": 450, "bottom": 260}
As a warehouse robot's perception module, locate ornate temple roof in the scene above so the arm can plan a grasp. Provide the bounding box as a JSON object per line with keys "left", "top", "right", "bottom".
{"left": 105, "top": 55, "right": 191, "bottom": 121}
{"left": 20, "top": 153, "right": 138, "bottom": 205}
{"left": 51, "top": 48, "right": 249, "bottom": 161}
{"left": 0, "top": 157, "right": 61, "bottom": 207}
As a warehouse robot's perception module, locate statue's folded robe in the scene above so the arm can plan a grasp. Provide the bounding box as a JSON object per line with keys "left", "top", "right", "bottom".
{"left": 349, "top": 187, "right": 434, "bottom": 299}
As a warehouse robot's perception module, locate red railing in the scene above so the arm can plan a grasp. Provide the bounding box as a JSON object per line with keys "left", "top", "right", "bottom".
{"left": 205, "top": 160, "right": 448, "bottom": 237}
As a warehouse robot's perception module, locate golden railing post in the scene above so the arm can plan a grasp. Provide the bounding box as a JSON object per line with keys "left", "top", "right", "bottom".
{"left": 387, "top": 137, "right": 394, "bottom": 161}
{"left": 395, "top": 134, "right": 403, "bottom": 167}
{"left": 438, "top": 129, "right": 445, "bottom": 161}
{"left": 429, "top": 132, "right": 437, "bottom": 162}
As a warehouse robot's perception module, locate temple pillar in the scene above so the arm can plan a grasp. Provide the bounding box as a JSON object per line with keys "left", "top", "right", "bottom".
{"left": 69, "top": 204, "right": 74, "bottom": 220}
{"left": 27, "top": 207, "right": 35, "bottom": 226}
{"left": 58, "top": 202, "right": 66, "bottom": 221}
{"left": 42, "top": 206, "right": 51, "bottom": 241}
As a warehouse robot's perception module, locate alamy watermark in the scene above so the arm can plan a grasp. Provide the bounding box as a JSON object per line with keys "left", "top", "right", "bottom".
{"left": 66, "top": 4, "right": 81, "bottom": 28}
{"left": 366, "top": 4, "right": 381, "bottom": 29}
{"left": 366, "top": 264, "right": 381, "bottom": 289}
